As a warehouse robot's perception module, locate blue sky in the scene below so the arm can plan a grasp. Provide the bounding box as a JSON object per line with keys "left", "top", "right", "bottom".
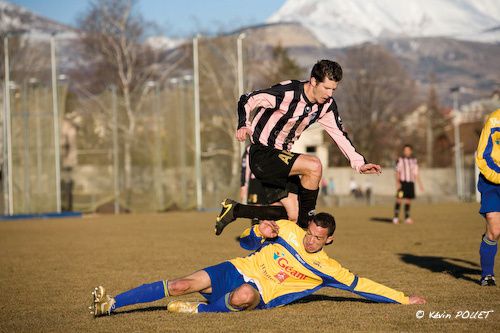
{"left": 9, "top": 0, "right": 286, "bottom": 37}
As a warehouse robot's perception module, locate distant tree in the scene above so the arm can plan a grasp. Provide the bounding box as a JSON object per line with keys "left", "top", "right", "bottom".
{"left": 195, "top": 35, "right": 244, "bottom": 193}
{"left": 75, "top": 0, "right": 187, "bottom": 205}
{"left": 426, "top": 74, "right": 452, "bottom": 167}
{"left": 259, "top": 44, "right": 305, "bottom": 86}
{"left": 196, "top": 40, "right": 306, "bottom": 194}
{"left": 337, "top": 44, "right": 418, "bottom": 166}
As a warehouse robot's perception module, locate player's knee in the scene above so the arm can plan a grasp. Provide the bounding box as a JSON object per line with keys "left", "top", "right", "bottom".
{"left": 485, "top": 214, "right": 500, "bottom": 240}
{"left": 230, "top": 284, "right": 258, "bottom": 308}
{"left": 305, "top": 156, "right": 322, "bottom": 178}
{"left": 168, "top": 279, "right": 191, "bottom": 295}
{"left": 287, "top": 207, "right": 298, "bottom": 221}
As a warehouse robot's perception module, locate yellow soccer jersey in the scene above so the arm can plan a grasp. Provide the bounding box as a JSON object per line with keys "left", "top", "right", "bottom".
{"left": 230, "top": 220, "right": 409, "bottom": 308}
{"left": 476, "top": 109, "right": 500, "bottom": 184}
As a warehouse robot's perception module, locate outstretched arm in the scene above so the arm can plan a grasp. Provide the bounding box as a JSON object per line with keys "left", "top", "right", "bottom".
{"left": 321, "top": 258, "right": 425, "bottom": 304}
{"left": 318, "top": 103, "right": 381, "bottom": 174}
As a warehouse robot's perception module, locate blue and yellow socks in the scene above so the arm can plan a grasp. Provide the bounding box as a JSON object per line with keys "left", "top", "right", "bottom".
{"left": 113, "top": 280, "right": 169, "bottom": 310}
{"left": 480, "top": 235, "right": 497, "bottom": 277}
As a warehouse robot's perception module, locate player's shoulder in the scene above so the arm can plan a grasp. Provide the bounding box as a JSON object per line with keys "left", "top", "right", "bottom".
{"left": 276, "top": 219, "right": 302, "bottom": 229}
{"left": 486, "top": 109, "right": 500, "bottom": 126}
{"left": 272, "top": 79, "right": 302, "bottom": 91}
{"left": 276, "top": 220, "right": 305, "bottom": 237}
{"left": 308, "top": 250, "right": 341, "bottom": 271}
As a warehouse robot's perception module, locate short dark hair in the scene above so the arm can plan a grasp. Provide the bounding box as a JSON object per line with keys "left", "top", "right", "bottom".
{"left": 311, "top": 212, "right": 336, "bottom": 236}
{"left": 403, "top": 144, "right": 413, "bottom": 150}
{"left": 310, "top": 60, "right": 343, "bottom": 83}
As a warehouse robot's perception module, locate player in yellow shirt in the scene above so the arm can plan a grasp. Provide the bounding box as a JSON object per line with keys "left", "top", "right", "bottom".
{"left": 91, "top": 213, "right": 425, "bottom": 316}
{"left": 475, "top": 109, "right": 500, "bottom": 286}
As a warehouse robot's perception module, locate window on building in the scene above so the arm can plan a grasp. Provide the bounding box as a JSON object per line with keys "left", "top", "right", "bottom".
{"left": 306, "top": 146, "right": 316, "bottom": 153}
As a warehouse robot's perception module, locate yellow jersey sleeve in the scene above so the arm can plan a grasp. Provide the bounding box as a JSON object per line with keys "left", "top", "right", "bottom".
{"left": 476, "top": 109, "right": 500, "bottom": 184}
{"left": 239, "top": 225, "right": 265, "bottom": 251}
{"left": 320, "top": 258, "right": 410, "bottom": 304}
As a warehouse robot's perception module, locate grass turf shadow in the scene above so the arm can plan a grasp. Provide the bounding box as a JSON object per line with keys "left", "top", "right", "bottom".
{"left": 398, "top": 253, "right": 481, "bottom": 284}
{"left": 112, "top": 305, "right": 167, "bottom": 316}
{"left": 290, "top": 294, "right": 374, "bottom": 305}
{"left": 370, "top": 217, "right": 393, "bottom": 223}
{"left": 111, "top": 296, "right": 372, "bottom": 316}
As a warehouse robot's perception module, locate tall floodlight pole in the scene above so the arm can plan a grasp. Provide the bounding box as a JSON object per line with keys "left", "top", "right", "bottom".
{"left": 3, "top": 35, "right": 13, "bottom": 215}
{"left": 50, "top": 33, "right": 62, "bottom": 213}
{"left": 237, "top": 33, "right": 246, "bottom": 156}
{"left": 193, "top": 36, "right": 202, "bottom": 210}
{"left": 147, "top": 80, "right": 164, "bottom": 210}
{"left": 451, "top": 87, "right": 463, "bottom": 200}
{"left": 111, "top": 85, "right": 119, "bottom": 214}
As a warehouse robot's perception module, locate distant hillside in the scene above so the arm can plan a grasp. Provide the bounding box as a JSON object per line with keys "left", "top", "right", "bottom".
{"left": 0, "top": 0, "right": 76, "bottom": 36}
{"left": 289, "top": 36, "right": 499, "bottom": 104}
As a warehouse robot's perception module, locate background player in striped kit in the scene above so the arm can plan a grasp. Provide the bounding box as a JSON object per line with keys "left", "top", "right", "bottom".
{"left": 475, "top": 109, "right": 500, "bottom": 286}
{"left": 216, "top": 60, "right": 381, "bottom": 234}
{"left": 393, "top": 144, "right": 424, "bottom": 224}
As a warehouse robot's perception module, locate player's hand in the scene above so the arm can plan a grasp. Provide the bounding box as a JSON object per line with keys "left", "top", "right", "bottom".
{"left": 409, "top": 295, "right": 426, "bottom": 304}
{"left": 236, "top": 127, "right": 252, "bottom": 142}
{"left": 259, "top": 220, "right": 279, "bottom": 238}
{"left": 359, "top": 163, "right": 382, "bottom": 174}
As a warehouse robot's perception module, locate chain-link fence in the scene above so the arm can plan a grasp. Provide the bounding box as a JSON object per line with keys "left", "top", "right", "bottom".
{"left": 1, "top": 35, "right": 244, "bottom": 215}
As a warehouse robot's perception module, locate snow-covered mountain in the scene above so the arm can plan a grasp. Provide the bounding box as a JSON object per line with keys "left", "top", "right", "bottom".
{"left": 268, "top": 0, "right": 500, "bottom": 48}
{"left": 0, "top": 0, "right": 77, "bottom": 38}
{"left": 145, "top": 36, "right": 185, "bottom": 50}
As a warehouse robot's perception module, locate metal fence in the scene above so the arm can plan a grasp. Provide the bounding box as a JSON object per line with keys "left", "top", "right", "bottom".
{"left": 2, "top": 33, "right": 483, "bottom": 215}
{"left": 1, "top": 35, "right": 244, "bottom": 215}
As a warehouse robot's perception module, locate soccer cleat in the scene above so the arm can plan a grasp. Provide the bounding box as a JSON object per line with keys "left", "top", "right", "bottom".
{"left": 392, "top": 217, "right": 399, "bottom": 224}
{"left": 480, "top": 275, "right": 496, "bottom": 286}
{"left": 404, "top": 218, "right": 414, "bottom": 224}
{"left": 167, "top": 300, "right": 203, "bottom": 314}
{"left": 215, "top": 199, "right": 237, "bottom": 235}
{"left": 90, "top": 286, "right": 116, "bottom": 317}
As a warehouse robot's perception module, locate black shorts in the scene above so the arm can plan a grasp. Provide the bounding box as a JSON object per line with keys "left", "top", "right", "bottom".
{"left": 248, "top": 144, "right": 301, "bottom": 204}
{"left": 397, "top": 181, "right": 415, "bottom": 199}
{"left": 247, "top": 178, "right": 265, "bottom": 204}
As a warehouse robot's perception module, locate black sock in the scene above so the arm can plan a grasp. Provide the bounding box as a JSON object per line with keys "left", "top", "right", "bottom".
{"left": 394, "top": 202, "right": 400, "bottom": 218}
{"left": 404, "top": 203, "right": 410, "bottom": 219}
{"left": 298, "top": 184, "right": 319, "bottom": 228}
{"left": 235, "top": 203, "right": 288, "bottom": 220}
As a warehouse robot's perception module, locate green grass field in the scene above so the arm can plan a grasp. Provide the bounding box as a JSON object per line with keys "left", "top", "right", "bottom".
{"left": 0, "top": 202, "right": 498, "bottom": 332}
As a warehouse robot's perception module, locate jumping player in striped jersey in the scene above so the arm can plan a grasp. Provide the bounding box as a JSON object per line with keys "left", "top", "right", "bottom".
{"left": 90, "top": 213, "right": 425, "bottom": 316}
{"left": 215, "top": 60, "right": 381, "bottom": 234}
{"left": 393, "top": 144, "right": 424, "bottom": 224}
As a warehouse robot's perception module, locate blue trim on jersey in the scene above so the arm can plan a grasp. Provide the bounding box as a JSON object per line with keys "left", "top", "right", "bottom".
{"left": 265, "top": 285, "right": 323, "bottom": 309}
{"left": 483, "top": 127, "right": 500, "bottom": 173}
{"left": 352, "top": 291, "right": 398, "bottom": 304}
{"left": 349, "top": 275, "right": 359, "bottom": 289}
{"left": 239, "top": 227, "right": 264, "bottom": 251}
